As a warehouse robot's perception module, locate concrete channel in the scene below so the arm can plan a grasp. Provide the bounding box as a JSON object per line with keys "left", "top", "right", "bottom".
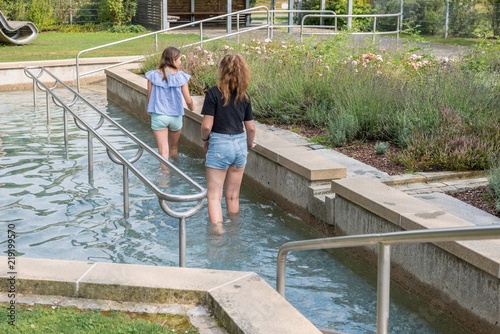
{"left": 1, "top": 57, "right": 499, "bottom": 333}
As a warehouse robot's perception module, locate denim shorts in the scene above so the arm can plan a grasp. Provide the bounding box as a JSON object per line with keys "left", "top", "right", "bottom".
{"left": 205, "top": 132, "right": 248, "bottom": 169}
{"left": 150, "top": 113, "right": 183, "bottom": 131}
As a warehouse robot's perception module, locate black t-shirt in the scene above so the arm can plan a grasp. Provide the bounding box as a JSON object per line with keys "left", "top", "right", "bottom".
{"left": 201, "top": 87, "right": 253, "bottom": 134}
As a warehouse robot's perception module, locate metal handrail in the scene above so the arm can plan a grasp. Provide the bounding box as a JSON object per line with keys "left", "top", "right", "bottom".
{"left": 24, "top": 66, "right": 207, "bottom": 267}
{"left": 300, "top": 13, "right": 402, "bottom": 43}
{"left": 75, "top": 6, "right": 271, "bottom": 91}
{"left": 276, "top": 225, "right": 500, "bottom": 334}
{"left": 75, "top": 7, "right": 403, "bottom": 90}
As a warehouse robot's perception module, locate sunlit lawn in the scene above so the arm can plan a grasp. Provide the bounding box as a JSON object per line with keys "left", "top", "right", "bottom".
{"left": 0, "top": 31, "right": 200, "bottom": 62}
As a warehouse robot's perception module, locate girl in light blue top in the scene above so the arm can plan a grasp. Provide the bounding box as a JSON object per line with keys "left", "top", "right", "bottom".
{"left": 146, "top": 46, "right": 194, "bottom": 164}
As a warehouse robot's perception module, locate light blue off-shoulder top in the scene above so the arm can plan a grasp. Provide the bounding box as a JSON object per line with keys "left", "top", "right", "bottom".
{"left": 145, "top": 69, "right": 191, "bottom": 116}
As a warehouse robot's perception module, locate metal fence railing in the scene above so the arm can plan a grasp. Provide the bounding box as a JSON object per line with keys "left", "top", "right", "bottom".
{"left": 299, "top": 12, "right": 402, "bottom": 42}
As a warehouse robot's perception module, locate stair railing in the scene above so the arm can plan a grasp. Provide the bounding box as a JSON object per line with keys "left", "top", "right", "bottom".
{"left": 277, "top": 225, "right": 500, "bottom": 333}
{"left": 25, "top": 66, "right": 207, "bottom": 267}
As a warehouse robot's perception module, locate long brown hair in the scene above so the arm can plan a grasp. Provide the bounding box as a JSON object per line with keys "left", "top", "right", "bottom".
{"left": 158, "top": 46, "right": 181, "bottom": 81}
{"left": 217, "top": 54, "right": 250, "bottom": 107}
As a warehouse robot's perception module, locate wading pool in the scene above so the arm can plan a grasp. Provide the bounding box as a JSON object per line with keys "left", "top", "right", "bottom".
{"left": 0, "top": 85, "right": 471, "bottom": 334}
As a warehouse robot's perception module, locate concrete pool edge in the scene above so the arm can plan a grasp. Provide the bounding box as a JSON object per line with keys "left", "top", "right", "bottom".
{"left": 0, "top": 56, "right": 141, "bottom": 91}
{"left": 2, "top": 61, "right": 499, "bottom": 333}
{"left": 105, "top": 66, "right": 500, "bottom": 333}
{"left": 0, "top": 256, "right": 323, "bottom": 334}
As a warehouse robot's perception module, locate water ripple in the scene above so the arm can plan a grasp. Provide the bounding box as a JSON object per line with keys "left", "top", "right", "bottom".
{"left": 0, "top": 87, "right": 471, "bottom": 334}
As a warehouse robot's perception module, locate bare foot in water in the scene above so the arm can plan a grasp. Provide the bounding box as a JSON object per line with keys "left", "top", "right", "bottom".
{"left": 208, "top": 221, "right": 225, "bottom": 236}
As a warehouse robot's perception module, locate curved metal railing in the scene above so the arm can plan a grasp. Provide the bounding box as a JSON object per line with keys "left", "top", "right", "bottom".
{"left": 276, "top": 225, "right": 500, "bottom": 334}
{"left": 75, "top": 6, "right": 271, "bottom": 91}
{"left": 248, "top": 8, "right": 337, "bottom": 35}
{"left": 24, "top": 66, "right": 207, "bottom": 267}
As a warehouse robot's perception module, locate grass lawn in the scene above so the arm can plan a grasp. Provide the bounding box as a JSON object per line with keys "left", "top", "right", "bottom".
{"left": 0, "top": 303, "right": 198, "bottom": 334}
{"left": 0, "top": 31, "right": 200, "bottom": 62}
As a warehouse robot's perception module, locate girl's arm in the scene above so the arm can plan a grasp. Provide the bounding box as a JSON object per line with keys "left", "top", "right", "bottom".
{"left": 181, "top": 83, "right": 195, "bottom": 111}
{"left": 201, "top": 115, "right": 214, "bottom": 152}
{"left": 244, "top": 120, "right": 256, "bottom": 149}
{"left": 147, "top": 81, "right": 152, "bottom": 102}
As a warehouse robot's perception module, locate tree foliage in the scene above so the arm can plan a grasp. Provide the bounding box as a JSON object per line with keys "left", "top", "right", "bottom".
{"left": 97, "top": 0, "right": 137, "bottom": 25}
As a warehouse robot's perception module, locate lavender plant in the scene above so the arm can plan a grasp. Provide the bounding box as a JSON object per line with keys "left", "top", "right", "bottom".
{"left": 140, "top": 35, "right": 500, "bottom": 173}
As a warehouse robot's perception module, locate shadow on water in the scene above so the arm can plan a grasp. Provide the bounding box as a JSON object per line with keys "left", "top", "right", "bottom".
{"left": 0, "top": 86, "right": 472, "bottom": 334}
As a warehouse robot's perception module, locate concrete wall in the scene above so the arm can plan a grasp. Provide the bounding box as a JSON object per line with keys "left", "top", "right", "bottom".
{"left": 105, "top": 66, "right": 500, "bottom": 333}
{"left": 331, "top": 178, "right": 500, "bottom": 334}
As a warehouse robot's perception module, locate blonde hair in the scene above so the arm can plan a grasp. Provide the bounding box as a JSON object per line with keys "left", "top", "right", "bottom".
{"left": 158, "top": 46, "right": 181, "bottom": 81}
{"left": 217, "top": 54, "right": 250, "bottom": 107}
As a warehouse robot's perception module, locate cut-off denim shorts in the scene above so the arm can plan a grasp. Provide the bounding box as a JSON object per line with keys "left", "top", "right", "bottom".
{"left": 150, "top": 113, "right": 183, "bottom": 131}
{"left": 205, "top": 132, "right": 248, "bottom": 170}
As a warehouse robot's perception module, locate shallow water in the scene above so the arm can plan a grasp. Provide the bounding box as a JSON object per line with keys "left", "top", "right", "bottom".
{"left": 0, "top": 85, "right": 471, "bottom": 334}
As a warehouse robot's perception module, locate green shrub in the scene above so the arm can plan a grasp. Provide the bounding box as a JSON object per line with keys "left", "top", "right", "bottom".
{"left": 139, "top": 36, "right": 500, "bottom": 173}
{"left": 328, "top": 112, "right": 359, "bottom": 147}
{"left": 0, "top": 0, "right": 30, "bottom": 20}
{"left": 29, "top": 0, "right": 58, "bottom": 31}
{"left": 98, "top": 0, "right": 137, "bottom": 26}
{"left": 375, "top": 141, "right": 390, "bottom": 155}
{"left": 395, "top": 106, "right": 500, "bottom": 171}
{"left": 488, "top": 163, "right": 500, "bottom": 212}
{"left": 108, "top": 24, "right": 147, "bottom": 33}
{"left": 462, "top": 40, "right": 500, "bottom": 73}
{"left": 58, "top": 23, "right": 112, "bottom": 33}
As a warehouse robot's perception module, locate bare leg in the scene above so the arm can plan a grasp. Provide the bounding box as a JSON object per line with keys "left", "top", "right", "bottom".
{"left": 153, "top": 128, "right": 169, "bottom": 168}
{"left": 206, "top": 167, "right": 228, "bottom": 224}
{"left": 168, "top": 129, "right": 182, "bottom": 160}
{"left": 224, "top": 165, "right": 245, "bottom": 216}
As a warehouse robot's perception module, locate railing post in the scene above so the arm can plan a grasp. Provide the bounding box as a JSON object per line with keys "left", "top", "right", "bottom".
{"left": 87, "top": 132, "right": 94, "bottom": 185}
{"left": 237, "top": 13, "right": 240, "bottom": 44}
{"left": 200, "top": 23, "right": 203, "bottom": 48}
{"left": 123, "top": 165, "right": 130, "bottom": 218}
{"left": 76, "top": 56, "right": 81, "bottom": 93}
{"left": 63, "top": 108, "right": 68, "bottom": 145}
{"left": 376, "top": 243, "right": 391, "bottom": 334}
{"left": 179, "top": 217, "right": 186, "bottom": 267}
{"left": 397, "top": 15, "right": 400, "bottom": 45}
{"left": 276, "top": 250, "right": 287, "bottom": 297}
{"left": 226, "top": 0, "right": 232, "bottom": 33}
{"left": 32, "top": 80, "right": 36, "bottom": 107}
{"left": 46, "top": 91, "right": 50, "bottom": 124}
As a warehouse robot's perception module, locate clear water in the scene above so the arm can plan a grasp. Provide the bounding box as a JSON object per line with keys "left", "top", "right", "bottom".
{"left": 0, "top": 85, "right": 471, "bottom": 334}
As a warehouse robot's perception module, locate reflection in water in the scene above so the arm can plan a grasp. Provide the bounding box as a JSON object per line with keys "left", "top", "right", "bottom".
{"left": 0, "top": 87, "right": 472, "bottom": 334}
{"left": 0, "top": 134, "right": 5, "bottom": 157}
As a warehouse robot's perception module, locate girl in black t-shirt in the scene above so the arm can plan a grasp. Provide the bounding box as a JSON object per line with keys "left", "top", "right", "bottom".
{"left": 201, "top": 54, "right": 256, "bottom": 233}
